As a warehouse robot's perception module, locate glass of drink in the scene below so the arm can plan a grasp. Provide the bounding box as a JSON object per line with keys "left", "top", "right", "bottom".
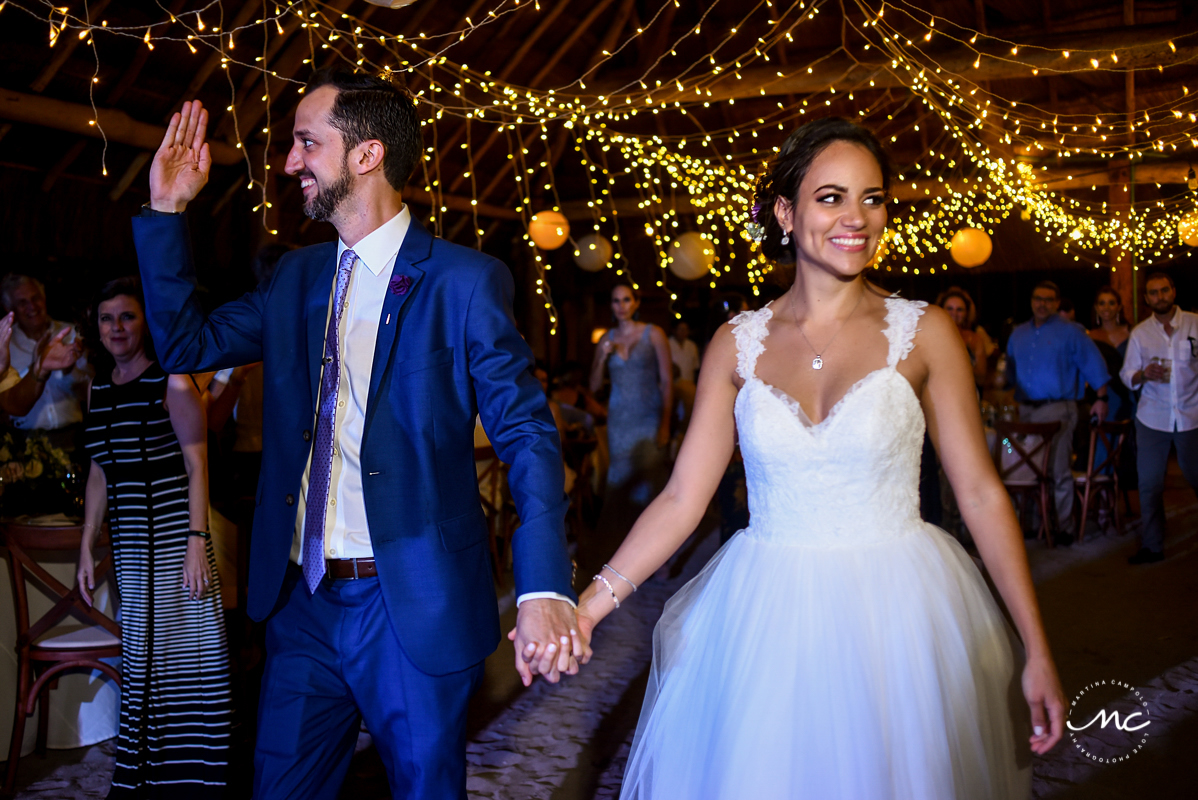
{"left": 1150, "top": 356, "right": 1172, "bottom": 382}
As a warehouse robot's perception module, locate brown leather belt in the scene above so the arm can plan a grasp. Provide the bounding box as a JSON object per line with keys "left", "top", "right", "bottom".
{"left": 324, "top": 557, "right": 377, "bottom": 581}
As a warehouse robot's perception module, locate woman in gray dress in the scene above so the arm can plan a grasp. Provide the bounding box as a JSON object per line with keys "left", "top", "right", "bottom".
{"left": 588, "top": 283, "right": 673, "bottom": 562}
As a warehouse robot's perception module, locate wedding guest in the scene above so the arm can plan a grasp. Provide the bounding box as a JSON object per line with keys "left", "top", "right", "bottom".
{"left": 1006, "top": 280, "right": 1111, "bottom": 537}
{"left": 76, "top": 276, "right": 230, "bottom": 795}
{"left": 1119, "top": 272, "right": 1198, "bottom": 564}
{"left": 1058, "top": 297, "right": 1077, "bottom": 323}
{"left": 936, "top": 286, "right": 989, "bottom": 385}
{"left": 669, "top": 320, "right": 700, "bottom": 437}
{"left": 0, "top": 312, "right": 20, "bottom": 394}
{"left": 0, "top": 274, "right": 89, "bottom": 440}
{"left": 1087, "top": 284, "right": 1135, "bottom": 424}
{"left": 1089, "top": 285, "right": 1131, "bottom": 354}
{"left": 588, "top": 283, "right": 672, "bottom": 562}
{"left": 669, "top": 321, "right": 700, "bottom": 385}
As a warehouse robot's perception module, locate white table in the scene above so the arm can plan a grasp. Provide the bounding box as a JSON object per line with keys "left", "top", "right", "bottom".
{"left": 0, "top": 532, "right": 119, "bottom": 757}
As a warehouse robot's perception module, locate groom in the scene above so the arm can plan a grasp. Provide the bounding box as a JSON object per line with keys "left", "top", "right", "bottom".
{"left": 133, "top": 70, "right": 581, "bottom": 799}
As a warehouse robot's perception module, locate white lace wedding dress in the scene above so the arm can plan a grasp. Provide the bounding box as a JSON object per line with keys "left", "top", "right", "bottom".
{"left": 620, "top": 297, "right": 1031, "bottom": 799}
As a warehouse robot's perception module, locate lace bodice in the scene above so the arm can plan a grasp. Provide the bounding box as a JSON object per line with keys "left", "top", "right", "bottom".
{"left": 730, "top": 296, "right": 928, "bottom": 546}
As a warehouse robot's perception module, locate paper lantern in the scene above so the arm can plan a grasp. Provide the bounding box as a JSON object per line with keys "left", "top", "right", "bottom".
{"left": 669, "top": 232, "right": 715, "bottom": 280}
{"left": 573, "top": 234, "right": 613, "bottom": 272}
{"left": 529, "top": 211, "right": 570, "bottom": 250}
{"left": 950, "top": 228, "right": 992, "bottom": 268}
{"left": 1179, "top": 212, "right": 1198, "bottom": 247}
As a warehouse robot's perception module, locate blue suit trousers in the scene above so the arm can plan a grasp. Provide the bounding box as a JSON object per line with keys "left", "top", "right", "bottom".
{"left": 253, "top": 565, "right": 485, "bottom": 799}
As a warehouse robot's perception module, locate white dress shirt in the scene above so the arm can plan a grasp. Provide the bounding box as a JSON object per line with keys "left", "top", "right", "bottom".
{"left": 290, "top": 208, "right": 571, "bottom": 608}
{"left": 291, "top": 207, "right": 411, "bottom": 563}
{"left": 9, "top": 320, "right": 88, "bottom": 430}
{"left": 1119, "top": 307, "right": 1198, "bottom": 433}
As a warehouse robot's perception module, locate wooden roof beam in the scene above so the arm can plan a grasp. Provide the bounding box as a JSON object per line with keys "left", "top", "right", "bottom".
{"left": 181, "top": 0, "right": 263, "bottom": 99}
{"left": 0, "top": 88, "right": 243, "bottom": 165}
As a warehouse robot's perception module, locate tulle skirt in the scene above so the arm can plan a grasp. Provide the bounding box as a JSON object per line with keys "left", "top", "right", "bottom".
{"left": 620, "top": 524, "right": 1032, "bottom": 799}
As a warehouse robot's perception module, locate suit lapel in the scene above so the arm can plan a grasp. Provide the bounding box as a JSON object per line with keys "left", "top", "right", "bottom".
{"left": 305, "top": 249, "right": 339, "bottom": 408}
{"left": 366, "top": 217, "right": 434, "bottom": 409}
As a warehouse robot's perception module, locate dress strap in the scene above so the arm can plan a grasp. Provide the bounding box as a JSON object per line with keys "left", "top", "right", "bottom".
{"left": 729, "top": 305, "right": 774, "bottom": 382}
{"left": 883, "top": 295, "right": 927, "bottom": 369}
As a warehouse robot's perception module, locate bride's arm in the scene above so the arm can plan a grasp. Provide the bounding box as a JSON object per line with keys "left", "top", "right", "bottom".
{"left": 576, "top": 324, "right": 740, "bottom": 633}
{"left": 915, "top": 306, "right": 1066, "bottom": 755}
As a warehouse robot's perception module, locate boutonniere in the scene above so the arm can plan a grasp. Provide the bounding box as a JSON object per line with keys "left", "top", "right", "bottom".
{"left": 389, "top": 275, "right": 412, "bottom": 296}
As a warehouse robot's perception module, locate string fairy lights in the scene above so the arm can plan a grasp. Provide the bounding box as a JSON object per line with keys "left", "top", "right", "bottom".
{"left": 7, "top": 0, "right": 1198, "bottom": 326}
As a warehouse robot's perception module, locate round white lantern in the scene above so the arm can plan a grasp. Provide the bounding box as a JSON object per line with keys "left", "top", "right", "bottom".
{"left": 573, "top": 234, "right": 613, "bottom": 272}
{"left": 669, "top": 232, "right": 715, "bottom": 280}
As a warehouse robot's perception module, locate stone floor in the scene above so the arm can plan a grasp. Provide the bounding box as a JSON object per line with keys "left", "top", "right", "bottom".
{"left": 5, "top": 460, "right": 1198, "bottom": 799}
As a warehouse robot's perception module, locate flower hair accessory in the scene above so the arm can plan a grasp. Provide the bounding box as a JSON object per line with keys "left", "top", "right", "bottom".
{"left": 745, "top": 200, "right": 765, "bottom": 243}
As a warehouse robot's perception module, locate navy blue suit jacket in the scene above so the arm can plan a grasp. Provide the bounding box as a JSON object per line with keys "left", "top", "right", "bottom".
{"left": 132, "top": 212, "right": 575, "bottom": 676}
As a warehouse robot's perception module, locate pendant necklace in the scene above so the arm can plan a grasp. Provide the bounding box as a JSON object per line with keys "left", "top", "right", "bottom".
{"left": 791, "top": 286, "right": 865, "bottom": 371}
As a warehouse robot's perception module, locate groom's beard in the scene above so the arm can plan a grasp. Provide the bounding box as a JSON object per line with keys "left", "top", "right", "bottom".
{"left": 303, "top": 162, "right": 353, "bottom": 222}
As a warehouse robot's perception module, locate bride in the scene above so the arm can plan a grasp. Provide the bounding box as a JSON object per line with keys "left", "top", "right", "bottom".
{"left": 570, "top": 118, "right": 1066, "bottom": 798}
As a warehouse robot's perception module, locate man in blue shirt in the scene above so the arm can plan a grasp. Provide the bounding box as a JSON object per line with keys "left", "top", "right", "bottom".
{"left": 1006, "top": 281, "right": 1110, "bottom": 538}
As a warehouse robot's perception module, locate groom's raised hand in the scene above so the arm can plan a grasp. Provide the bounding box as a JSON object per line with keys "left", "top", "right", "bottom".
{"left": 150, "top": 100, "right": 211, "bottom": 213}
{"left": 508, "top": 598, "right": 586, "bottom": 687}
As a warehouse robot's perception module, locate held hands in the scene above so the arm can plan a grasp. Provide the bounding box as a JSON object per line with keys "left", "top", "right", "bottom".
{"left": 182, "top": 536, "right": 212, "bottom": 601}
{"left": 1023, "top": 654, "right": 1067, "bottom": 755}
{"left": 150, "top": 100, "right": 211, "bottom": 213}
{"left": 506, "top": 598, "right": 589, "bottom": 687}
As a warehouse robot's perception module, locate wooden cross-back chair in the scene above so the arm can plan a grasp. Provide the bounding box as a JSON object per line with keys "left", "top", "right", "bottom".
{"left": 3, "top": 522, "right": 121, "bottom": 794}
{"left": 1073, "top": 419, "right": 1132, "bottom": 543}
{"left": 991, "top": 420, "right": 1061, "bottom": 546}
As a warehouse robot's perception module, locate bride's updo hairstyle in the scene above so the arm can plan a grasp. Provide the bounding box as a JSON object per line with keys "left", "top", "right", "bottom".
{"left": 753, "top": 118, "right": 891, "bottom": 264}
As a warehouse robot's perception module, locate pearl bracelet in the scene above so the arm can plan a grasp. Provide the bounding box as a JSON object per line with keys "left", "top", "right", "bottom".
{"left": 592, "top": 573, "right": 620, "bottom": 609}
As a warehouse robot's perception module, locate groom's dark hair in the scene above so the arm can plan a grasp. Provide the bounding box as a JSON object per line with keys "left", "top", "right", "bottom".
{"left": 306, "top": 68, "right": 422, "bottom": 191}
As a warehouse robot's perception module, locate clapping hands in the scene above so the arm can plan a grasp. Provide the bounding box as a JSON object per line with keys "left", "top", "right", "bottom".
{"left": 0, "top": 312, "right": 14, "bottom": 374}
{"left": 35, "top": 326, "right": 82, "bottom": 379}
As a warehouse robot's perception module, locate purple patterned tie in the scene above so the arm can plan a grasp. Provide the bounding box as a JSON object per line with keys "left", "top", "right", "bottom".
{"left": 302, "top": 248, "right": 356, "bottom": 593}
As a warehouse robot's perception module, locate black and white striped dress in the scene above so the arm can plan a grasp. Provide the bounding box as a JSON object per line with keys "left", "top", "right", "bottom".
{"left": 83, "top": 363, "right": 230, "bottom": 797}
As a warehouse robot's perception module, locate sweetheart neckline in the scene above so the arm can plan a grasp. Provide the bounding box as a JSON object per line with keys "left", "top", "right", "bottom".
{"left": 751, "top": 368, "right": 888, "bottom": 430}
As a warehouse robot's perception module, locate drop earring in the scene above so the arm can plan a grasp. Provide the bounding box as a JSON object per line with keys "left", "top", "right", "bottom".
{"left": 781, "top": 231, "right": 790, "bottom": 246}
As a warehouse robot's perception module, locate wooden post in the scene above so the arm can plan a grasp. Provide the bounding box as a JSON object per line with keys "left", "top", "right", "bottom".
{"left": 1115, "top": 0, "right": 1139, "bottom": 323}
{"left": 1108, "top": 160, "right": 1136, "bottom": 323}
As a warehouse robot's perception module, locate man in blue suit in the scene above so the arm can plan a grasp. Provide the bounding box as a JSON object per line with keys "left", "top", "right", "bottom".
{"left": 133, "top": 70, "right": 583, "bottom": 799}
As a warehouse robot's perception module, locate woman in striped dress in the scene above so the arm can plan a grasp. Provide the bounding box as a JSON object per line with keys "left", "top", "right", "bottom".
{"left": 76, "top": 276, "right": 230, "bottom": 797}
